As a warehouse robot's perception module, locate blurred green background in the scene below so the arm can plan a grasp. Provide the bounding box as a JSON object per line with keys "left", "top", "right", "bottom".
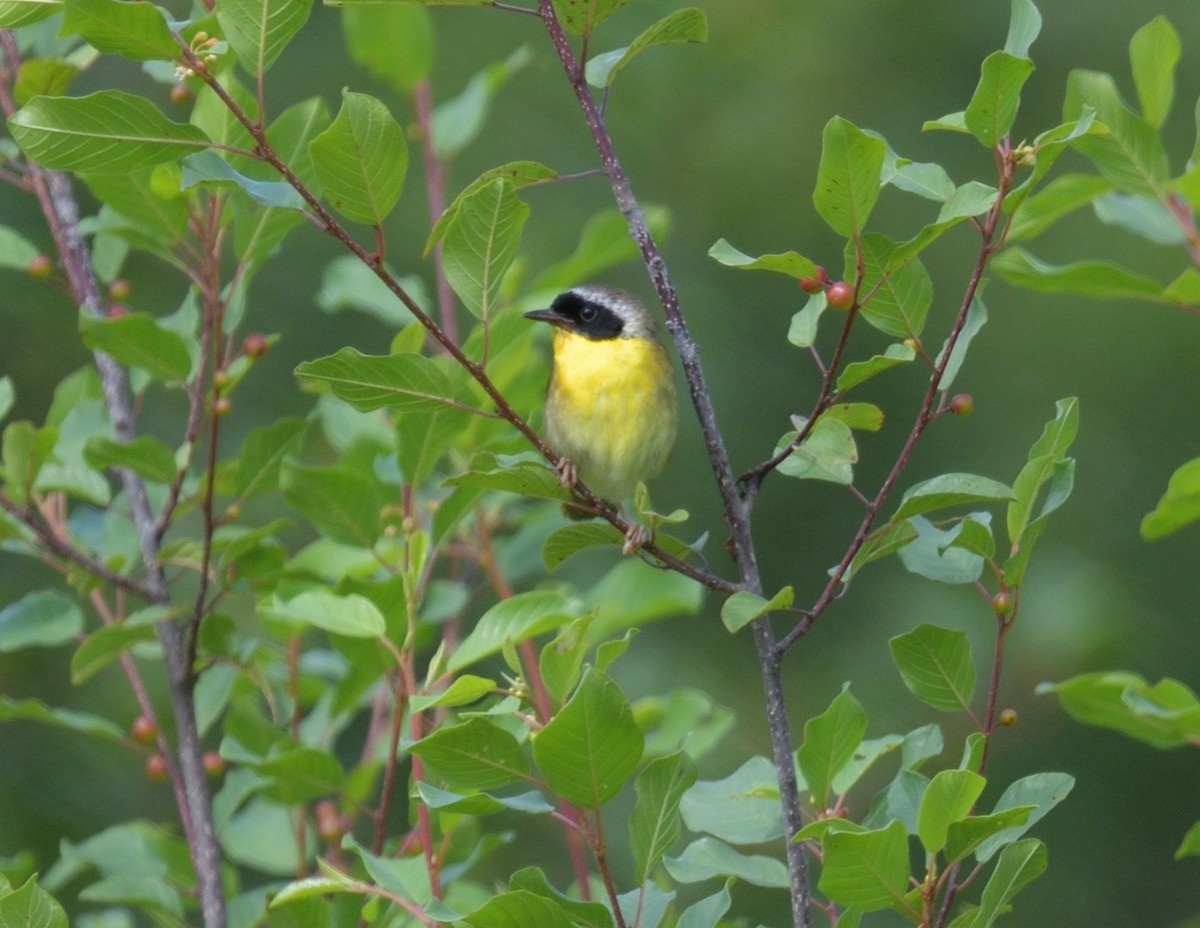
{"left": 3, "top": 1, "right": 1200, "bottom": 925}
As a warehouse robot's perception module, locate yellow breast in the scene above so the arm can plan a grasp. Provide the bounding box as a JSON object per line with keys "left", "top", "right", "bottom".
{"left": 544, "top": 329, "right": 678, "bottom": 501}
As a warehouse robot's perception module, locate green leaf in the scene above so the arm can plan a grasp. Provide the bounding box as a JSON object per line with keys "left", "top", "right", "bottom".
{"left": 964, "top": 51, "right": 1034, "bottom": 147}
{"left": 9, "top": 91, "right": 210, "bottom": 173}
{"left": 551, "top": 0, "right": 627, "bottom": 35}
{"left": 279, "top": 460, "right": 382, "bottom": 548}
{"left": 0, "top": 696, "right": 124, "bottom": 742}
{"left": 630, "top": 752, "right": 697, "bottom": 882}
{"left": 0, "top": 377, "right": 12, "bottom": 423}
{"left": 451, "top": 590, "right": 579, "bottom": 672}
{"left": 0, "top": 590, "right": 83, "bottom": 652}
{"left": 1005, "top": 173, "right": 1115, "bottom": 243}
{"left": 431, "top": 46, "right": 530, "bottom": 158}
{"left": 533, "top": 668, "right": 643, "bottom": 808}
{"left": 270, "top": 875, "right": 356, "bottom": 908}
{"left": 992, "top": 246, "right": 1163, "bottom": 300}
{"left": 813, "top": 116, "right": 886, "bottom": 239}
{"left": 83, "top": 435, "right": 177, "bottom": 484}
{"left": 832, "top": 733, "right": 904, "bottom": 795}
{"left": 442, "top": 178, "right": 529, "bottom": 318}
{"left": 856, "top": 234, "right": 932, "bottom": 338}
{"left": 429, "top": 162, "right": 557, "bottom": 254}
{"left": 706, "top": 238, "right": 816, "bottom": 278}
{"left": 444, "top": 454, "right": 572, "bottom": 503}
{"left": 971, "top": 839, "right": 1047, "bottom": 928}
{"left": 974, "top": 773, "right": 1074, "bottom": 862}
{"left": 917, "top": 769, "right": 985, "bottom": 854}
{"left": 508, "top": 869, "right": 613, "bottom": 928}
{"left": 533, "top": 209, "right": 667, "bottom": 295}
{"left": 1129, "top": 16, "right": 1179, "bottom": 129}
{"left": 2, "top": 421, "right": 56, "bottom": 504}
{"left": 295, "top": 347, "right": 456, "bottom": 412}
{"left": 1007, "top": 397, "right": 1078, "bottom": 546}
{"left": 70, "top": 607, "right": 166, "bottom": 683}
{"left": 463, "top": 890, "right": 572, "bottom": 928}
{"left": 938, "top": 291, "right": 987, "bottom": 390}
{"left": 836, "top": 342, "right": 915, "bottom": 392}
{"left": 60, "top": 0, "right": 178, "bottom": 61}
{"left": 679, "top": 755, "right": 783, "bottom": 844}
{"left": 719, "top": 586, "right": 793, "bottom": 634}
{"left": 0, "top": 0, "right": 63, "bottom": 27}
{"left": 585, "top": 8, "right": 707, "bottom": 88}
{"left": 0, "top": 874, "right": 68, "bottom": 928}
{"left": 842, "top": 520, "right": 918, "bottom": 585}
{"left": 541, "top": 523, "right": 625, "bottom": 571}
{"left": 1004, "top": 0, "right": 1041, "bottom": 58}
{"left": 78, "top": 310, "right": 191, "bottom": 382}
{"left": 417, "top": 784, "right": 553, "bottom": 816}
{"left": 1065, "top": 70, "right": 1169, "bottom": 197}
{"left": 787, "top": 296, "right": 825, "bottom": 348}
{"left": 409, "top": 674, "right": 496, "bottom": 712}
{"left": 0, "top": 226, "right": 39, "bottom": 271}
{"left": 13, "top": 56, "right": 79, "bottom": 105}
{"left": 674, "top": 879, "right": 733, "bottom": 928}
{"left": 223, "top": 417, "right": 307, "bottom": 499}
{"left": 664, "top": 838, "right": 788, "bottom": 888}
{"left": 411, "top": 717, "right": 530, "bottom": 790}
{"left": 315, "top": 255, "right": 418, "bottom": 325}
{"left": 894, "top": 473, "right": 1014, "bottom": 520}
{"left": 797, "top": 685, "right": 867, "bottom": 807}
{"left": 818, "top": 820, "right": 910, "bottom": 911}
{"left": 889, "top": 624, "right": 976, "bottom": 713}
{"left": 180, "top": 150, "right": 306, "bottom": 208}
{"left": 1175, "top": 821, "right": 1200, "bottom": 860}
{"left": 309, "top": 91, "right": 407, "bottom": 225}
{"left": 945, "top": 806, "right": 1034, "bottom": 863}
{"left": 774, "top": 418, "right": 857, "bottom": 485}
{"left": 1042, "top": 671, "right": 1200, "bottom": 748}
{"left": 342, "top": 5, "right": 433, "bottom": 93}
{"left": 1141, "top": 456, "right": 1200, "bottom": 539}
{"left": 1093, "top": 190, "right": 1184, "bottom": 244}
{"left": 217, "top": 0, "right": 313, "bottom": 76}
{"left": 263, "top": 590, "right": 386, "bottom": 638}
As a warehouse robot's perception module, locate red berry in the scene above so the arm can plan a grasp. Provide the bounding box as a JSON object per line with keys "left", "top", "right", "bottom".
{"left": 28, "top": 254, "right": 53, "bottom": 279}
{"left": 170, "top": 84, "right": 192, "bottom": 105}
{"left": 992, "top": 591, "right": 1013, "bottom": 616}
{"left": 131, "top": 715, "right": 158, "bottom": 744}
{"left": 202, "top": 751, "right": 226, "bottom": 778}
{"left": 949, "top": 394, "right": 974, "bottom": 416}
{"left": 145, "top": 754, "right": 168, "bottom": 782}
{"left": 241, "top": 332, "right": 269, "bottom": 359}
{"left": 826, "top": 281, "right": 854, "bottom": 310}
{"left": 108, "top": 278, "right": 132, "bottom": 300}
{"left": 107, "top": 303, "right": 131, "bottom": 318}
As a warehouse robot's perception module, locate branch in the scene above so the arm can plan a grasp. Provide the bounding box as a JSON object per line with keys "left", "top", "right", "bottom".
{"left": 531, "top": 8, "right": 812, "bottom": 927}
{"left": 779, "top": 143, "right": 1020, "bottom": 655}
{"left": 178, "top": 44, "right": 735, "bottom": 596}
{"left": 1, "top": 32, "right": 227, "bottom": 928}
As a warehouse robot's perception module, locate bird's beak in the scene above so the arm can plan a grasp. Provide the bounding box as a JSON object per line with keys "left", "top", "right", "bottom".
{"left": 523, "top": 307, "right": 564, "bottom": 326}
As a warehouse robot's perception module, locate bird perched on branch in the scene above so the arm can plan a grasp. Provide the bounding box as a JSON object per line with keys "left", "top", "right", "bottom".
{"left": 525, "top": 285, "right": 678, "bottom": 550}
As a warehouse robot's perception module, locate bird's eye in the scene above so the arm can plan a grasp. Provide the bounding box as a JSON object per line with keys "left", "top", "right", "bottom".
{"left": 579, "top": 304, "right": 597, "bottom": 322}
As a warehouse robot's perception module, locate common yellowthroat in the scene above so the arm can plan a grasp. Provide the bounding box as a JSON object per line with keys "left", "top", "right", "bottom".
{"left": 525, "top": 286, "right": 678, "bottom": 541}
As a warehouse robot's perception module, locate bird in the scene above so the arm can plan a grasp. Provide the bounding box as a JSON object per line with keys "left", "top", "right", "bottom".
{"left": 524, "top": 285, "right": 678, "bottom": 550}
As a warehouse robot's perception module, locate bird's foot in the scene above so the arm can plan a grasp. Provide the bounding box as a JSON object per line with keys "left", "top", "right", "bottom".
{"left": 622, "top": 522, "right": 650, "bottom": 555}
{"left": 554, "top": 458, "right": 578, "bottom": 490}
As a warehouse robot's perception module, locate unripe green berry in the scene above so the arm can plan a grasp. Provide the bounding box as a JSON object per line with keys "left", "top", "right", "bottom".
{"left": 992, "top": 590, "right": 1014, "bottom": 616}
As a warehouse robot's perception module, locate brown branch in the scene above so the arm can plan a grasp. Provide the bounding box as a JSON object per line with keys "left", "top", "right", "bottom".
{"left": 2, "top": 32, "right": 227, "bottom": 928}
{"left": 531, "top": 7, "right": 813, "bottom": 927}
